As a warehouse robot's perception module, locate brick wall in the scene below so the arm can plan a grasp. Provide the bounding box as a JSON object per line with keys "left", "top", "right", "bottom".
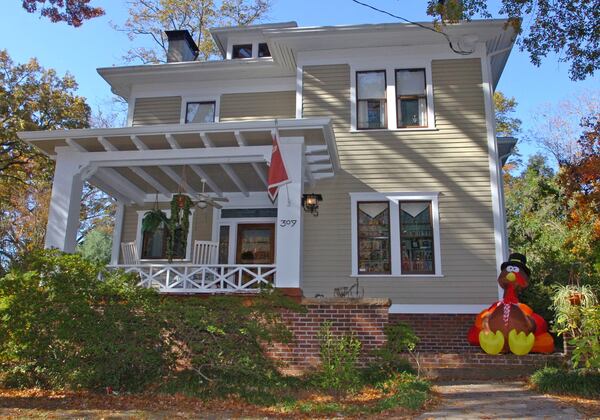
{"left": 266, "top": 298, "right": 391, "bottom": 374}
{"left": 389, "top": 313, "right": 478, "bottom": 353}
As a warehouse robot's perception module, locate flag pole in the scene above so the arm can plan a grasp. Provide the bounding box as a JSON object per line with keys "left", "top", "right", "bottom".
{"left": 275, "top": 119, "right": 291, "bottom": 207}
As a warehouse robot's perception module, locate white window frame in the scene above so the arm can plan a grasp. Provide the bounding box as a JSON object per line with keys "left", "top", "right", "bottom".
{"left": 135, "top": 209, "right": 195, "bottom": 261}
{"left": 180, "top": 97, "right": 220, "bottom": 124}
{"left": 350, "top": 192, "right": 442, "bottom": 277}
{"left": 350, "top": 63, "right": 435, "bottom": 132}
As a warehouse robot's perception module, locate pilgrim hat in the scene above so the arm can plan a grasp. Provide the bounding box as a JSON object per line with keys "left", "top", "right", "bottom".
{"left": 501, "top": 253, "right": 531, "bottom": 277}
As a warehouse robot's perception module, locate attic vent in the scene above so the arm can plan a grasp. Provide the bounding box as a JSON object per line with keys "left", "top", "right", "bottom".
{"left": 165, "top": 30, "right": 199, "bottom": 63}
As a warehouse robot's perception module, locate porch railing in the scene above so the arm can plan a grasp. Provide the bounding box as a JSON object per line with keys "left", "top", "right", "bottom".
{"left": 112, "top": 264, "right": 276, "bottom": 293}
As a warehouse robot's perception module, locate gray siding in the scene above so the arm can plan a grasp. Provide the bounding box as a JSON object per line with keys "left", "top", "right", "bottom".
{"left": 220, "top": 91, "right": 296, "bottom": 121}
{"left": 301, "top": 59, "right": 498, "bottom": 304}
{"left": 132, "top": 96, "right": 181, "bottom": 126}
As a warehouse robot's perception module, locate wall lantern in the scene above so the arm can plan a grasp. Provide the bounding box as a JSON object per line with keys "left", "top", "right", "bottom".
{"left": 302, "top": 193, "right": 323, "bottom": 216}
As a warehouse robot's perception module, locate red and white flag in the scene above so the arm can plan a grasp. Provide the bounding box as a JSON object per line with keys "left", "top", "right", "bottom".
{"left": 267, "top": 130, "right": 290, "bottom": 202}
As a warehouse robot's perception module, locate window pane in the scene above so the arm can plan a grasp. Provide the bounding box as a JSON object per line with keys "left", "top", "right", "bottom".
{"left": 396, "top": 69, "right": 426, "bottom": 95}
{"left": 398, "top": 97, "right": 427, "bottom": 127}
{"left": 358, "top": 99, "right": 386, "bottom": 129}
{"left": 142, "top": 225, "right": 166, "bottom": 259}
{"left": 258, "top": 43, "right": 271, "bottom": 57}
{"left": 218, "top": 225, "right": 230, "bottom": 264}
{"left": 221, "top": 208, "right": 277, "bottom": 218}
{"left": 358, "top": 202, "right": 390, "bottom": 274}
{"left": 186, "top": 102, "right": 215, "bottom": 123}
{"left": 232, "top": 44, "right": 252, "bottom": 59}
{"left": 357, "top": 71, "right": 386, "bottom": 99}
{"left": 400, "top": 202, "right": 434, "bottom": 274}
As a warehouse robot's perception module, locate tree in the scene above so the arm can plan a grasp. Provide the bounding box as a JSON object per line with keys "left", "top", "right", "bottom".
{"left": 0, "top": 50, "right": 90, "bottom": 188}
{"left": 494, "top": 91, "right": 521, "bottom": 137}
{"left": 427, "top": 0, "right": 600, "bottom": 80}
{"left": 0, "top": 50, "right": 91, "bottom": 272}
{"left": 77, "top": 228, "right": 112, "bottom": 264}
{"left": 21, "top": 0, "right": 104, "bottom": 27}
{"left": 114, "top": 0, "right": 271, "bottom": 63}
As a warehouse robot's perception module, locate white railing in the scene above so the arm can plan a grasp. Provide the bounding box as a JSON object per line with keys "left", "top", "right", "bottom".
{"left": 111, "top": 264, "right": 276, "bottom": 293}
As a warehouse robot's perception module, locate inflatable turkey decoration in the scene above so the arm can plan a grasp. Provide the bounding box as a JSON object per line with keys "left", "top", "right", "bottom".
{"left": 468, "top": 253, "right": 554, "bottom": 355}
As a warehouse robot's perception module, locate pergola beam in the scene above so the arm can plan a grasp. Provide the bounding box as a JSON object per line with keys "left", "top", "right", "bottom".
{"left": 64, "top": 138, "right": 145, "bottom": 204}
{"left": 99, "top": 136, "right": 171, "bottom": 197}
{"left": 164, "top": 134, "right": 223, "bottom": 196}
{"left": 130, "top": 135, "right": 197, "bottom": 195}
{"left": 200, "top": 133, "right": 249, "bottom": 197}
{"left": 234, "top": 130, "right": 268, "bottom": 187}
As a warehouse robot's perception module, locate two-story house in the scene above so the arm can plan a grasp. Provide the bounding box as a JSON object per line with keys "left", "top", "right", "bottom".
{"left": 18, "top": 20, "right": 517, "bottom": 350}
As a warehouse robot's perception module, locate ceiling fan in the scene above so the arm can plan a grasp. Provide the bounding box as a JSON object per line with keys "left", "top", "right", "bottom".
{"left": 196, "top": 178, "right": 228, "bottom": 209}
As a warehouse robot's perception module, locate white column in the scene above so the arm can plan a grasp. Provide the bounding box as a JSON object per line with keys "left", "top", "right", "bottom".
{"left": 275, "top": 137, "right": 305, "bottom": 290}
{"left": 110, "top": 202, "right": 125, "bottom": 265}
{"left": 45, "top": 149, "right": 84, "bottom": 252}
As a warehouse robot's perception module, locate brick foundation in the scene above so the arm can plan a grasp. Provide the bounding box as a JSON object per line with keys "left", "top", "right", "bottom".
{"left": 389, "top": 313, "right": 478, "bottom": 353}
{"left": 266, "top": 298, "right": 391, "bottom": 374}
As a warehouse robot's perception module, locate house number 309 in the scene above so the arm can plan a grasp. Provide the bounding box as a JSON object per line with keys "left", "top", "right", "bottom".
{"left": 279, "top": 219, "right": 297, "bottom": 227}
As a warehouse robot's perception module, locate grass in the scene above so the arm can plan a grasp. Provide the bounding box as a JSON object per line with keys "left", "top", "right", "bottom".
{"left": 159, "top": 365, "right": 432, "bottom": 417}
{"left": 530, "top": 367, "right": 600, "bottom": 398}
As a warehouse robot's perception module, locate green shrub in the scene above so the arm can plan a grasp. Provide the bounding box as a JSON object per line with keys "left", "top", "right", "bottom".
{"left": 0, "top": 249, "right": 169, "bottom": 391}
{"left": 316, "top": 321, "right": 362, "bottom": 394}
{"left": 570, "top": 305, "right": 600, "bottom": 369}
{"left": 159, "top": 289, "right": 301, "bottom": 401}
{"left": 373, "top": 372, "right": 431, "bottom": 411}
{"left": 530, "top": 367, "right": 600, "bottom": 397}
{"left": 364, "top": 323, "right": 417, "bottom": 382}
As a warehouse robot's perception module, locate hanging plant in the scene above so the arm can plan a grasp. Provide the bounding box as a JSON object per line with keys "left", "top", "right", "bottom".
{"left": 166, "top": 193, "right": 192, "bottom": 261}
{"left": 141, "top": 209, "right": 167, "bottom": 234}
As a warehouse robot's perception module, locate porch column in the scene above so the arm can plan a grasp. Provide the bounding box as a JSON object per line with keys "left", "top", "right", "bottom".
{"left": 110, "top": 201, "right": 125, "bottom": 265}
{"left": 45, "top": 148, "right": 84, "bottom": 252}
{"left": 275, "top": 137, "right": 304, "bottom": 294}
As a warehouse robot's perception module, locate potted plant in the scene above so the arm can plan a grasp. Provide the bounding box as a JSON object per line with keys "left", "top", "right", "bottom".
{"left": 551, "top": 284, "right": 598, "bottom": 354}
{"left": 141, "top": 208, "right": 167, "bottom": 234}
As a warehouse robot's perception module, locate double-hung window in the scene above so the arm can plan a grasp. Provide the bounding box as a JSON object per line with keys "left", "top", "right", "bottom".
{"left": 351, "top": 193, "right": 441, "bottom": 276}
{"left": 396, "top": 69, "right": 427, "bottom": 128}
{"left": 356, "top": 70, "right": 387, "bottom": 129}
{"left": 185, "top": 101, "right": 216, "bottom": 123}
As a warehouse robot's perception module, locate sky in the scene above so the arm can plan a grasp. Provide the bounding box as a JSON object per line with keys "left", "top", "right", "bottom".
{"left": 1, "top": 0, "right": 598, "bottom": 160}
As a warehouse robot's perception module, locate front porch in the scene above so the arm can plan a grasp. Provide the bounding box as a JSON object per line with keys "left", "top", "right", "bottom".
{"left": 18, "top": 118, "right": 338, "bottom": 294}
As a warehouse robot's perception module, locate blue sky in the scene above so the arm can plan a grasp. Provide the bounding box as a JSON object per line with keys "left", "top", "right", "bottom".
{"left": 1, "top": 0, "right": 597, "bottom": 160}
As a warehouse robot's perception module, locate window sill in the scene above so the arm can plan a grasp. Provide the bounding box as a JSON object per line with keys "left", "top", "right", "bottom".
{"left": 350, "top": 273, "right": 444, "bottom": 278}
{"left": 350, "top": 127, "right": 438, "bottom": 133}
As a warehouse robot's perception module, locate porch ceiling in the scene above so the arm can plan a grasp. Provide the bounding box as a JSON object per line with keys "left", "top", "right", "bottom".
{"left": 18, "top": 118, "right": 338, "bottom": 202}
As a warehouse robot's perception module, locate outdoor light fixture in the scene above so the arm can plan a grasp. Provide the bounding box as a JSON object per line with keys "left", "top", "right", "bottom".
{"left": 302, "top": 193, "right": 323, "bottom": 216}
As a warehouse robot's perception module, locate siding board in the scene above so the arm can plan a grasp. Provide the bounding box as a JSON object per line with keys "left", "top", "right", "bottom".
{"left": 132, "top": 96, "right": 181, "bottom": 126}
{"left": 301, "top": 59, "right": 498, "bottom": 304}
{"left": 220, "top": 91, "right": 295, "bottom": 121}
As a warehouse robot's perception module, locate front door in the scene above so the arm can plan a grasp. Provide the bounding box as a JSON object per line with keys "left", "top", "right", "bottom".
{"left": 236, "top": 224, "right": 275, "bottom": 264}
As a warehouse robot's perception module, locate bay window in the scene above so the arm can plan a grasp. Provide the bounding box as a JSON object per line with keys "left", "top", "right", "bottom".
{"left": 396, "top": 69, "right": 427, "bottom": 128}
{"left": 351, "top": 192, "right": 441, "bottom": 276}
{"left": 356, "top": 70, "right": 387, "bottom": 129}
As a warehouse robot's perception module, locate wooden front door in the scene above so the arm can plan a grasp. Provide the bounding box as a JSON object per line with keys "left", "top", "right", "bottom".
{"left": 236, "top": 224, "right": 275, "bottom": 264}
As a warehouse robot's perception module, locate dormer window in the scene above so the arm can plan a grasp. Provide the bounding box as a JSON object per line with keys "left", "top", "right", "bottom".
{"left": 258, "top": 43, "right": 271, "bottom": 57}
{"left": 232, "top": 44, "right": 253, "bottom": 59}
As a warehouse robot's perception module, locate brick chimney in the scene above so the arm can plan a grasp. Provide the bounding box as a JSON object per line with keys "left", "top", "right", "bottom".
{"left": 165, "top": 30, "right": 199, "bottom": 63}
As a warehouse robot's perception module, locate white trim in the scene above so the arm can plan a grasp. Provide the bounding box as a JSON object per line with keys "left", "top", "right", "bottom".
{"left": 350, "top": 191, "right": 442, "bottom": 277}
{"left": 180, "top": 97, "right": 220, "bottom": 124}
{"left": 350, "top": 63, "right": 436, "bottom": 131}
{"left": 295, "top": 66, "right": 303, "bottom": 119}
{"left": 110, "top": 202, "right": 125, "bottom": 265}
{"left": 481, "top": 52, "right": 509, "bottom": 300}
{"left": 135, "top": 209, "right": 195, "bottom": 261}
{"left": 389, "top": 304, "right": 488, "bottom": 314}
